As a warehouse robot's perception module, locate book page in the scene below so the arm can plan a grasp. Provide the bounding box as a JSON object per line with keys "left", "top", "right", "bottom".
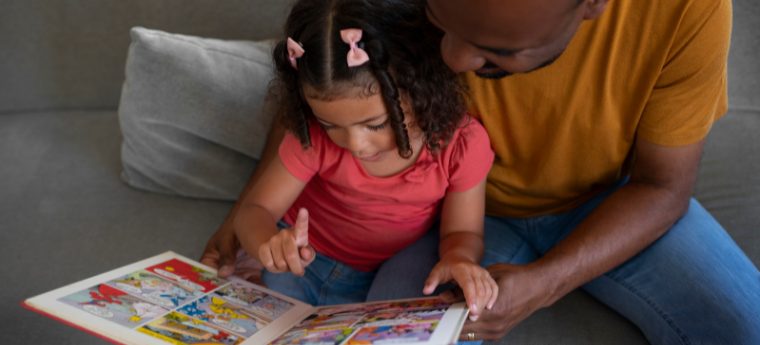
{"left": 24, "top": 251, "right": 314, "bottom": 345}
{"left": 270, "top": 297, "right": 468, "bottom": 345}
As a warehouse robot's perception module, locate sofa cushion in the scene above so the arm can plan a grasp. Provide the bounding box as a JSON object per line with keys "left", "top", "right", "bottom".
{"left": 118, "top": 27, "right": 277, "bottom": 200}
{"left": 695, "top": 108, "right": 760, "bottom": 264}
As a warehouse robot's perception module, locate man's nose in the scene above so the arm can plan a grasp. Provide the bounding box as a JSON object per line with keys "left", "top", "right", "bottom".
{"left": 440, "top": 33, "right": 487, "bottom": 73}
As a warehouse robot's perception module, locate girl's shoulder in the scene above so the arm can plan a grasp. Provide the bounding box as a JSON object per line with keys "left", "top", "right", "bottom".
{"left": 446, "top": 113, "right": 490, "bottom": 152}
{"left": 433, "top": 113, "right": 494, "bottom": 192}
{"left": 279, "top": 121, "right": 343, "bottom": 166}
{"left": 287, "top": 121, "right": 339, "bottom": 154}
{"left": 432, "top": 112, "right": 493, "bottom": 169}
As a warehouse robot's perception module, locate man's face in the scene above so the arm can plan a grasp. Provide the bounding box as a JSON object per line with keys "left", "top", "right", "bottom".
{"left": 426, "top": 0, "right": 592, "bottom": 79}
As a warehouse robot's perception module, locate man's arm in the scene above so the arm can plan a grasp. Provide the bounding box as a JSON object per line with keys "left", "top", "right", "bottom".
{"left": 199, "top": 121, "right": 285, "bottom": 276}
{"left": 461, "top": 137, "right": 704, "bottom": 340}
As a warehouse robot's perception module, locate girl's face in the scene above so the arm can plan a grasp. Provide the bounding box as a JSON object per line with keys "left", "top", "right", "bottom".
{"left": 305, "top": 91, "right": 412, "bottom": 163}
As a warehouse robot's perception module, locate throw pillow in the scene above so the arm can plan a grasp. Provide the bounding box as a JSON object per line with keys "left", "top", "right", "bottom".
{"left": 118, "top": 27, "right": 277, "bottom": 200}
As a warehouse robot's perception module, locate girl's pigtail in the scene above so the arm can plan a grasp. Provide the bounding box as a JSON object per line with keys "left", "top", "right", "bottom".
{"left": 364, "top": 40, "right": 412, "bottom": 159}
{"left": 273, "top": 39, "right": 311, "bottom": 148}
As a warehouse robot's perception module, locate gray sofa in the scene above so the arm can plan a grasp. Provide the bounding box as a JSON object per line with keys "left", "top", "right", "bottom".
{"left": 2, "top": 1, "right": 757, "bottom": 344}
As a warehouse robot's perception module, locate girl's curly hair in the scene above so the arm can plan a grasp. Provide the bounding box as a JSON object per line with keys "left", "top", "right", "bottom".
{"left": 271, "top": 0, "right": 466, "bottom": 158}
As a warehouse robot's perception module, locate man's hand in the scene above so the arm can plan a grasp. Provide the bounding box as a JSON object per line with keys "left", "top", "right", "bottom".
{"left": 452, "top": 263, "right": 555, "bottom": 341}
{"left": 200, "top": 219, "right": 239, "bottom": 278}
{"left": 258, "top": 208, "right": 316, "bottom": 276}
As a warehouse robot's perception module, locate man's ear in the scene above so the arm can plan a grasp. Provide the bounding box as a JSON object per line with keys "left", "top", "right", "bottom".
{"left": 582, "top": 0, "right": 609, "bottom": 20}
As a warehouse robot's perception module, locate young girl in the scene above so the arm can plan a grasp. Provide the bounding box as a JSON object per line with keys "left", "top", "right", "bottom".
{"left": 235, "top": 0, "right": 496, "bottom": 320}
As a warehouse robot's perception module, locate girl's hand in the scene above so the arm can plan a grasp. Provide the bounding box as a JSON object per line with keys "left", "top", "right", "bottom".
{"left": 423, "top": 259, "right": 498, "bottom": 321}
{"left": 258, "top": 208, "right": 315, "bottom": 276}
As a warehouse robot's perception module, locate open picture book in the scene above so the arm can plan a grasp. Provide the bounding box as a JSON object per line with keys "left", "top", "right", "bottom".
{"left": 24, "top": 251, "right": 468, "bottom": 345}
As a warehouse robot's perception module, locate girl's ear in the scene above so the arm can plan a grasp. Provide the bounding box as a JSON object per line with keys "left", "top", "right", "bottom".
{"left": 582, "top": 0, "right": 608, "bottom": 20}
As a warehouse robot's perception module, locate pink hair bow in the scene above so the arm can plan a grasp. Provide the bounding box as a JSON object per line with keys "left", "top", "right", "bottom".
{"left": 340, "top": 29, "right": 369, "bottom": 67}
{"left": 287, "top": 37, "right": 305, "bottom": 69}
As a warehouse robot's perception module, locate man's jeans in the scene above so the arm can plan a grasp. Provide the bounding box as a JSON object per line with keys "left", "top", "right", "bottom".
{"left": 367, "top": 187, "right": 760, "bottom": 344}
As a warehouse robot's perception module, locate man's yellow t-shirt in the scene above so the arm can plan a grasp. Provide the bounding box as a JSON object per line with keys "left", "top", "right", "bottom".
{"left": 465, "top": 0, "right": 731, "bottom": 217}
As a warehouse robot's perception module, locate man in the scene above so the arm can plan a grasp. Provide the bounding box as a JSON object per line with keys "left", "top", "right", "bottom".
{"left": 203, "top": 0, "right": 760, "bottom": 343}
{"left": 367, "top": 0, "right": 760, "bottom": 344}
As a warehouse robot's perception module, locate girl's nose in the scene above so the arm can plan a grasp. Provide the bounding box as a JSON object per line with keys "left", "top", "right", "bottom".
{"left": 440, "top": 33, "right": 487, "bottom": 73}
{"left": 345, "top": 131, "right": 368, "bottom": 154}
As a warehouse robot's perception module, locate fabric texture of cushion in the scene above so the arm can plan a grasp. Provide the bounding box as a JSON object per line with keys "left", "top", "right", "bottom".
{"left": 118, "top": 27, "right": 277, "bottom": 200}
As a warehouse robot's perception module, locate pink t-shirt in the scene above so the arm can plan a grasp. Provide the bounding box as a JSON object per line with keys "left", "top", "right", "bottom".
{"left": 279, "top": 115, "right": 494, "bottom": 271}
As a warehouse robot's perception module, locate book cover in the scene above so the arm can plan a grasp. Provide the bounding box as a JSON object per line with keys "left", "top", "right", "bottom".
{"left": 24, "top": 251, "right": 468, "bottom": 345}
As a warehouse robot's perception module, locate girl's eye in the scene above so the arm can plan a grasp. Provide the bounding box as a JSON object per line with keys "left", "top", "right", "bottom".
{"left": 366, "top": 120, "right": 388, "bottom": 132}
{"left": 319, "top": 123, "right": 336, "bottom": 131}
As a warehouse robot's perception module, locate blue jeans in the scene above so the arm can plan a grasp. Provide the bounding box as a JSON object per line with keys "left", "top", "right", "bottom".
{"left": 262, "top": 251, "right": 376, "bottom": 306}
{"left": 367, "top": 186, "right": 760, "bottom": 344}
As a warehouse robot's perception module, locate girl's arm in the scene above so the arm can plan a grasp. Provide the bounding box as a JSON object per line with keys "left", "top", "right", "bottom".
{"left": 233, "top": 154, "right": 311, "bottom": 276}
{"left": 200, "top": 122, "right": 286, "bottom": 276}
{"left": 423, "top": 179, "right": 498, "bottom": 320}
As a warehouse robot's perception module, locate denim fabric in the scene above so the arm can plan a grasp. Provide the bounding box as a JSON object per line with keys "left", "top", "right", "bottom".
{"left": 262, "top": 251, "right": 376, "bottom": 306}
{"left": 367, "top": 183, "right": 760, "bottom": 345}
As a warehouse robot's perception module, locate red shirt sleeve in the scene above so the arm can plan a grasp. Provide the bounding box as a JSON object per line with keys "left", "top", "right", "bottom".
{"left": 446, "top": 116, "right": 494, "bottom": 192}
{"left": 278, "top": 126, "right": 323, "bottom": 182}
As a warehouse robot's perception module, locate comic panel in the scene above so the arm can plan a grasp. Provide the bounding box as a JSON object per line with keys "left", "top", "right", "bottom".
{"left": 269, "top": 327, "right": 354, "bottom": 345}
{"left": 106, "top": 271, "right": 203, "bottom": 309}
{"left": 138, "top": 312, "right": 244, "bottom": 345}
{"left": 58, "top": 283, "right": 169, "bottom": 328}
{"left": 290, "top": 309, "right": 365, "bottom": 333}
{"left": 176, "top": 295, "right": 267, "bottom": 338}
{"left": 345, "top": 322, "right": 438, "bottom": 344}
{"left": 355, "top": 306, "right": 448, "bottom": 328}
{"left": 214, "top": 281, "right": 294, "bottom": 323}
{"left": 146, "top": 259, "right": 226, "bottom": 293}
{"left": 271, "top": 298, "right": 452, "bottom": 345}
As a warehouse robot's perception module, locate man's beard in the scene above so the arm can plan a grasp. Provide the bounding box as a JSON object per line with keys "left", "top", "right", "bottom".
{"left": 475, "top": 52, "right": 562, "bottom": 80}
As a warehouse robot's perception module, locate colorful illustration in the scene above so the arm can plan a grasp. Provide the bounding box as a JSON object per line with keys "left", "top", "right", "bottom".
{"left": 317, "top": 299, "right": 449, "bottom": 318}
{"left": 146, "top": 259, "right": 226, "bottom": 293}
{"left": 272, "top": 299, "right": 451, "bottom": 345}
{"left": 215, "top": 283, "right": 269, "bottom": 306}
{"left": 139, "top": 312, "right": 243, "bottom": 345}
{"left": 107, "top": 271, "right": 202, "bottom": 309}
{"left": 346, "top": 322, "right": 437, "bottom": 344}
{"left": 270, "top": 327, "right": 354, "bottom": 345}
{"left": 215, "top": 282, "right": 293, "bottom": 323}
{"left": 292, "top": 310, "right": 364, "bottom": 332}
{"left": 59, "top": 284, "right": 169, "bottom": 327}
{"left": 356, "top": 308, "right": 447, "bottom": 327}
{"left": 177, "top": 295, "right": 267, "bottom": 338}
